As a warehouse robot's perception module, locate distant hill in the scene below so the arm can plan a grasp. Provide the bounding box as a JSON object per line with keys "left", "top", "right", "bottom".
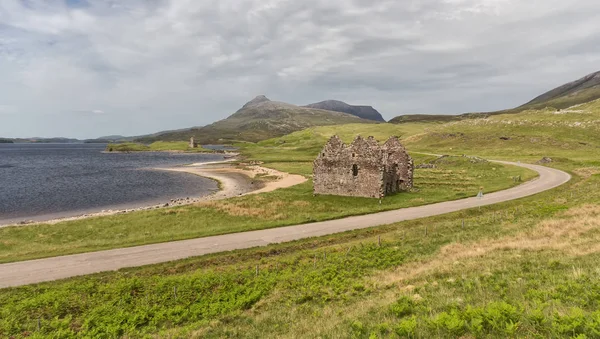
{"left": 388, "top": 114, "right": 460, "bottom": 124}
{"left": 137, "top": 96, "right": 372, "bottom": 144}
{"left": 390, "top": 70, "right": 600, "bottom": 125}
{"left": 97, "top": 135, "right": 127, "bottom": 141}
{"left": 516, "top": 70, "right": 600, "bottom": 111}
{"left": 304, "top": 100, "right": 385, "bottom": 122}
{"left": 7, "top": 137, "right": 81, "bottom": 143}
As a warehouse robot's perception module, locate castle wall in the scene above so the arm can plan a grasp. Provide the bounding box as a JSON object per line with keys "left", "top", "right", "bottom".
{"left": 313, "top": 135, "right": 413, "bottom": 198}
{"left": 382, "top": 144, "right": 414, "bottom": 193}
{"left": 314, "top": 155, "right": 384, "bottom": 198}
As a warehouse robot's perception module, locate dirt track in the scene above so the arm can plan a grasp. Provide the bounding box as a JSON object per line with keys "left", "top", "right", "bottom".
{"left": 0, "top": 161, "right": 570, "bottom": 288}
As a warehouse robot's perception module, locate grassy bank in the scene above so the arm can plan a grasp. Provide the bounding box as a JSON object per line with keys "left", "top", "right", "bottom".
{"left": 105, "top": 141, "right": 213, "bottom": 153}
{"left": 0, "top": 160, "right": 596, "bottom": 338}
{"left": 0, "top": 155, "right": 534, "bottom": 263}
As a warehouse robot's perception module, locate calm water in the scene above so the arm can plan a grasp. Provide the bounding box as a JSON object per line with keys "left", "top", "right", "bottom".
{"left": 0, "top": 144, "right": 225, "bottom": 224}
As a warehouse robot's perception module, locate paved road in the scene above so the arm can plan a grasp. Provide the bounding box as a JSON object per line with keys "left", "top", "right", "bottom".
{"left": 0, "top": 161, "right": 570, "bottom": 288}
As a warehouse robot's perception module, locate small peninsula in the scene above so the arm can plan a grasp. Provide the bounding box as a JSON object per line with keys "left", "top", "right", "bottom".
{"left": 105, "top": 141, "right": 214, "bottom": 153}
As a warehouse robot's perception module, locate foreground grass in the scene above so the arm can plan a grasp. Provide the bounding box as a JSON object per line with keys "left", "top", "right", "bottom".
{"left": 0, "top": 160, "right": 595, "bottom": 338}
{"left": 105, "top": 141, "right": 212, "bottom": 153}
{"left": 0, "top": 156, "right": 534, "bottom": 263}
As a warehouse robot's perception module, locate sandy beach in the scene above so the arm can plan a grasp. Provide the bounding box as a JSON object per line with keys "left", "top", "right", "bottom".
{"left": 1, "top": 161, "right": 307, "bottom": 228}
{"left": 163, "top": 162, "right": 307, "bottom": 198}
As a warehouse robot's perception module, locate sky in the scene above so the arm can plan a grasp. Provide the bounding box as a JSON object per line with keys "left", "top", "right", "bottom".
{"left": 1, "top": 0, "right": 600, "bottom": 139}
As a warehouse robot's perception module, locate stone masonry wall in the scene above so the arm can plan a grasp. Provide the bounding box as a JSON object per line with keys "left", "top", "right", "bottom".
{"left": 313, "top": 135, "right": 413, "bottom": 198}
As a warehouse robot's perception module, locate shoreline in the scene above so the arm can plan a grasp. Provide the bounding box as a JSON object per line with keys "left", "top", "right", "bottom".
{"left": 0, "top": 160, "right": 306, "bottom": 228}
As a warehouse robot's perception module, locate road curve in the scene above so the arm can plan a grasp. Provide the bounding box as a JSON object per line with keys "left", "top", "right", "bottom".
{"left": 0, "top": 161, "right": 570, "bottom": 288}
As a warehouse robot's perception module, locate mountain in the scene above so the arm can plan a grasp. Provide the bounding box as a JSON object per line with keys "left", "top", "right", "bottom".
{"left": 304, "top": 100, "right": 385, "bottom": 122}
{"left": 136, "top": 96, "right": 373, "bottom": 144}
{"left": 516, "top": 70, "right": 600, "bottom": 111}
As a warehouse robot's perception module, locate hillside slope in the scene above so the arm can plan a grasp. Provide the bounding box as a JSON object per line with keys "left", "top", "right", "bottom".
{"left": 304, "top": 100, "right": 385, "bottom": 122}
{"left": 137, "top": 96, "right": 372, "bottom": 143}
{"left": 518, "top": 70, "right": 600, "bottom": 110}
{"left": 389, "top": 70, "right": 600, "bottom": 124}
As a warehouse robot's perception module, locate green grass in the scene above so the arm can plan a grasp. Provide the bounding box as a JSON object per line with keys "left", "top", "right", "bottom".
{"left": 105, "top": 141, "right": 212, "bottom": 153}
{"left": 403, "top": 105, "right": 600, "bottom": 162}
{"left": 239, "top": 122, "right": 435, "bottom": 165}
{"left": 0, "top": 159, "right": 596, "bottom": 338}
{"left": 0, "top": 156, "right": 534, "bottom": 263}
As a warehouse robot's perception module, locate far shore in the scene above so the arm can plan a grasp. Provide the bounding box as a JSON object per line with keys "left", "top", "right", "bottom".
{"left": 0, "top": 160, "right": 306, "bottom": 228}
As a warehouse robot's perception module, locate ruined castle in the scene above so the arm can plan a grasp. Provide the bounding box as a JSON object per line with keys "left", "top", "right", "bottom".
{"left": 189, "top": 137, "right": 198, "bottom": 148}
{"left": 313, "top": 135, "right": 414, "bottom": 198}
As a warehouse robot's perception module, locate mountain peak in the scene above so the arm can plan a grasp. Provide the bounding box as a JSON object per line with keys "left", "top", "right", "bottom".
{"left": 304, "top": 100, "right": 385, "bottom": 122}
{"left": 242, "top": 95, "right": 271, "bottom": 109}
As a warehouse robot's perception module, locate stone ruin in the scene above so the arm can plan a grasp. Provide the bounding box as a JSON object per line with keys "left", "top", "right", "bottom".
{"left": 313, "top": 135, "right": 414, "bottom": 198}
{"left": 189, "top": 137, "right": 198, "bottom": 148}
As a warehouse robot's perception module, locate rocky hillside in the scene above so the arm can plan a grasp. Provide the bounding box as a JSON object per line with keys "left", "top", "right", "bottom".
{"left": 304, "top": 100, "right": 385, "bottom": 122}
{"left": 137, "top": 96, "right": 372, "bottom": 144}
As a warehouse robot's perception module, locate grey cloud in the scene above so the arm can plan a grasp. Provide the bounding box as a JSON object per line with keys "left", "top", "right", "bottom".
{"left": 1, "top": 0, "right": 600, "bottom": 138}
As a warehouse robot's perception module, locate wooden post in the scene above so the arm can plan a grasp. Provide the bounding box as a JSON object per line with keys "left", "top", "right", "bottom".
{"left": 462, "top": 219, "right": 465, "bottom": 229}
{"left": 378, "top": 235, "right": 381, "bottom": 246}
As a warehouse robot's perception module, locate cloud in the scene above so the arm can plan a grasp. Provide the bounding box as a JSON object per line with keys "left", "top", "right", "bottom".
{"left": 1, "top": 0, "right": 600, "bottom": 138}
{"left": 0, "top": 104, "right": 16, "bottom": 115}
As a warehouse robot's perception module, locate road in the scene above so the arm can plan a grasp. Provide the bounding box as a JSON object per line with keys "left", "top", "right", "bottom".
{"left": 0, "top": 161, "right": 570, "bottom": 288}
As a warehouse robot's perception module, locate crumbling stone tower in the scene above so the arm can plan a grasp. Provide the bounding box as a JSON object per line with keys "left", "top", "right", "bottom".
{"left": 313, "top": 135, "right": 413, "bottom": 198}
{"left": 189, "top": 137, "right": 197, "bottom": 148}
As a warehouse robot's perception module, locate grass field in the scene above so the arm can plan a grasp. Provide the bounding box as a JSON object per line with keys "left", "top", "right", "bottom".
{"left": 0, "top": 155, "right": 534, "bottom": 263}
{"left": 105, "top": 141, "right": 213, "bottom": 153}
{"left": 2, "top": 102, "right": 600, "bottom": 337}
